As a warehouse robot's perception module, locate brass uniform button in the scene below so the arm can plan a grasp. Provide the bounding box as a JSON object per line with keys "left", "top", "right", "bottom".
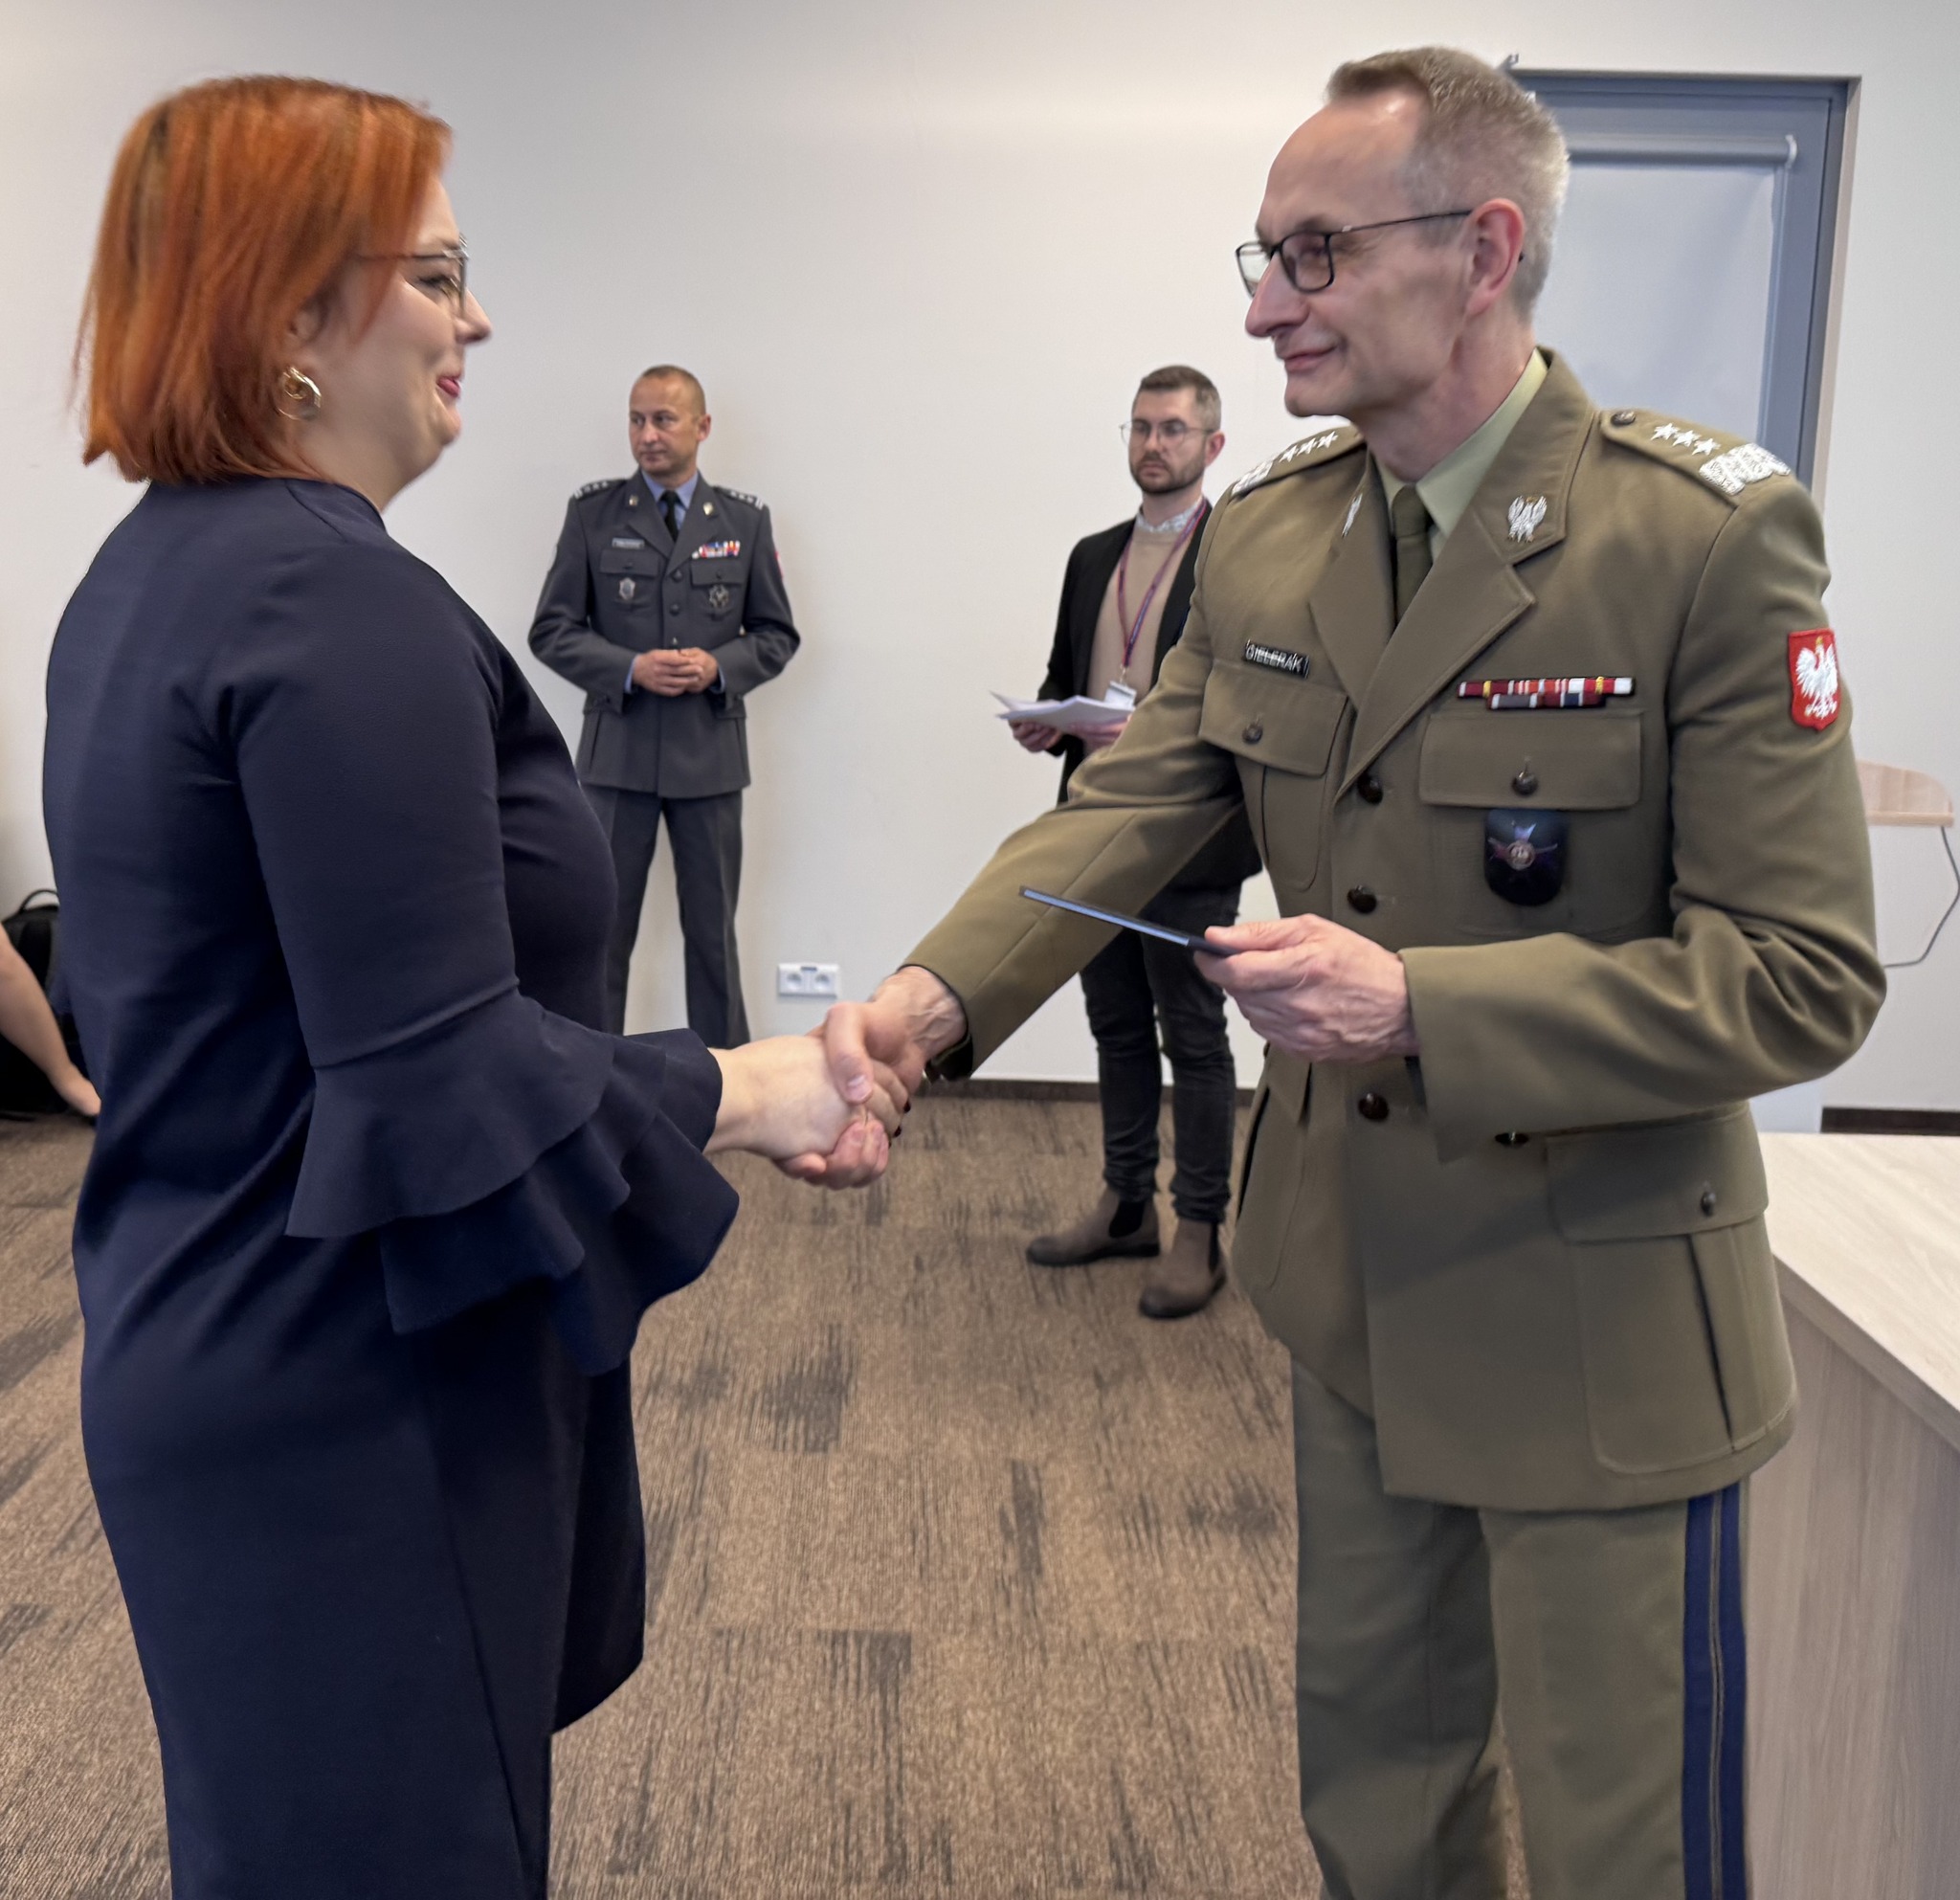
{"left": 1357, "top": 771, "right": 1384, "bottom": 804}
{"left": 1612, "top": 409, "right": 1637, "bottom": 426}
{"left": 1357, "top": 1091, "right": 1389, "bottom": 1122}
{"left": 1512, "top": 768, "right": 1539, "bottom": 796}
{"left": 1348, "top": 886, "right": 1378, "bottom": 914}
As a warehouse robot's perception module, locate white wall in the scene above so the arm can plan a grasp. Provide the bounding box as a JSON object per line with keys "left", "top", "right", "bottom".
{"left": 2, "top": 0, "right": 1953, "bottom": 1104}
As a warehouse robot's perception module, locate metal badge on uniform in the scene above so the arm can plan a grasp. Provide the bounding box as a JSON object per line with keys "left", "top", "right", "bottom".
{"left": 706, "top": 583, "right": 731, "bottom": 612}
{"left": 695, "top": 540, "right": 742, "bottom": 560}
{"left": 617, "top": 577, "right": 637, "bottom": 602}
{"left": 1244, "top": 641, "right": 1309, "bottom": 678}
{"left": 1484, "top": 809, "right": 1567, "bottom": 905}
{"left": 1788, "top": 630, "right": 1839, "bottom": 728}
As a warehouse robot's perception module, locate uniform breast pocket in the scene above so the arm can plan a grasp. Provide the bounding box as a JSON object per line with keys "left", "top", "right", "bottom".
{"left": 1198, "top": 664, "right": 1347, "bottom": 889}
{"left": 1417, "top": 709, "right": 1648, "bottom": 938}
{"left": 599, "top": 549, "right": 654, "bottom": 611}
{"left": 690, "top": 560, "right": 745, "bottom": 621}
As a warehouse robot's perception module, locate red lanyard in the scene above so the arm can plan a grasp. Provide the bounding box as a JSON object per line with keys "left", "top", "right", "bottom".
{"left": 1116, "top": 500, "right": 1209, "bottom": 673}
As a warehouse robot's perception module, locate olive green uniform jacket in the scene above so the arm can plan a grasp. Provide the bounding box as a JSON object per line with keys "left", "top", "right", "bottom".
{"left": 910, "top": 353, "right": 1883, "bottom": 1512}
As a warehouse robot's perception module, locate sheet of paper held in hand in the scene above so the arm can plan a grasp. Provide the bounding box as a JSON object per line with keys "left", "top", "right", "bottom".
{"left": 993, "top": 682, "right": 1137, "bottom": 735}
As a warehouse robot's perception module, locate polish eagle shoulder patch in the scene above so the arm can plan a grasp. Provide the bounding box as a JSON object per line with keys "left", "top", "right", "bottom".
{"left": 1788, "top": 629, "right": 1840, "bottom": 729}
{"left": 1228, "top": 422, "right": 1363, "bottom": 500}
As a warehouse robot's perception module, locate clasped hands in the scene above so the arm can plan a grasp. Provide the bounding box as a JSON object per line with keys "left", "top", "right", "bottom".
{"left": 774, "top": 910, "right": 1418, "bottom": 1188}
{"left": 632, "top": 646, "right": 720, "bottom": 696}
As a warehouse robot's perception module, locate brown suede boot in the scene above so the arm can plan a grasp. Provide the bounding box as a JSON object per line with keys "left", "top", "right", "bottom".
{"left": 1026, "top": 1187, "right": 1160, "bottom": 1267}
{"left": 1138, "top": 1219, "right": 1226, "bottom": 1319}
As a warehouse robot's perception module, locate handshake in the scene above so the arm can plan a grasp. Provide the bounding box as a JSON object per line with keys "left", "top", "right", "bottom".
{"left": 707, "top": 908, "right": 1422, "bottom": 1189}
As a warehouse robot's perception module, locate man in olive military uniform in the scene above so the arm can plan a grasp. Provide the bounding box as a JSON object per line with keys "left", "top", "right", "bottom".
{"left": 530, "top": 365, "right": 798, "bottom": 1040}
{"left": 800, "top": 50, "right": 1882, "bottom": 1900}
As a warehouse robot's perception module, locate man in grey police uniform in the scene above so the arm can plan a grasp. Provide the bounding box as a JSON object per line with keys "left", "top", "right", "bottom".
{"left": 799, "top": 50, "right": 1884, "bottom": 1900}
{"left": 530, "top": 364, "right": 798, "bottom": 1039}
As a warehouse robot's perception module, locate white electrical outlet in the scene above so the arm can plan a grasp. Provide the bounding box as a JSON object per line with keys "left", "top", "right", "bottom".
{"left": 776, "top": 962, "right": 840, "bottom": 999}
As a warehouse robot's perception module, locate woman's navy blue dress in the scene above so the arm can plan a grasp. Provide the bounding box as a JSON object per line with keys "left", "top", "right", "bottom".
{"left": 43, "top": 478, "right": 739, "bottom": 1899}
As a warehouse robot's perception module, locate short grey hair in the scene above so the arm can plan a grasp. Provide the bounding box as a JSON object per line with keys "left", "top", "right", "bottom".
{"left": 1326, "top": 47, "right": 1570, "bottom": 312}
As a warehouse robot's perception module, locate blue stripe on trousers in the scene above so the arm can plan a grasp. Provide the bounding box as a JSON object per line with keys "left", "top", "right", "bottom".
{"left": 1682, "top": 1484, "right": 1748, "bottom": 1900}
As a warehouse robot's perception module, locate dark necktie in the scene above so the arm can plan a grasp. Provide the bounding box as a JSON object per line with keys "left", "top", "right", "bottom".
{"left": 660, "top": 490, "right": 683, "bottom": 543}
{"left": 1391, "top": 483, "right": 1434, "bottom": 624}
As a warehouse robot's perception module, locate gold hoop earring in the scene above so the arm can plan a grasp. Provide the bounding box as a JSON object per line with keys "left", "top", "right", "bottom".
{"left": 275, "top": 367, "right": 323, "bottom": 422}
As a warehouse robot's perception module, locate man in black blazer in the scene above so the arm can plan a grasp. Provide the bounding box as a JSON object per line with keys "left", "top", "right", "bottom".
{"left": 1009, "top": 366, "right": 1260, "bottom": 1318}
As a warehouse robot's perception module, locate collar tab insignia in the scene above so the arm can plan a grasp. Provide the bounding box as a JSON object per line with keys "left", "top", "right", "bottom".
{"left": 1506, "top": 496, "right": 1548, "bottom": 544}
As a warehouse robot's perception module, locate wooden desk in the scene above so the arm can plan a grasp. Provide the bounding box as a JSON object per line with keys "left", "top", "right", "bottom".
{"left": 1751, "top": 1134, "right": 1960, "bottom": 1899}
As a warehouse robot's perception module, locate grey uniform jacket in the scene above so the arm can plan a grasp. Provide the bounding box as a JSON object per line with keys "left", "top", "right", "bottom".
{"left": 528, "top": 474, "right": 800, "bottom": 798}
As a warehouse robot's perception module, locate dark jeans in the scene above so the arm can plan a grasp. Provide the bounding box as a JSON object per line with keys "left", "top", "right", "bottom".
{"left": 583, "top": 786, "right": 748, "bottom": 1044}
{"left": 1079, "top": 883, "right": 1241, "bottom": 1224}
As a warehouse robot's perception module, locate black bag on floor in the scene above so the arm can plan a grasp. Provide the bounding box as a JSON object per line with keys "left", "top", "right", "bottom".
{"left": 1, "top": 889, "right": 76, "bottom": 1116}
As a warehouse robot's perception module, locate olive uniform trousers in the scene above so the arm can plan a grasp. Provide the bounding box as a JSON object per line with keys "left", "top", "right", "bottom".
{"left": 1291, "top": 1362, "right": 1748, "bottom": 1900}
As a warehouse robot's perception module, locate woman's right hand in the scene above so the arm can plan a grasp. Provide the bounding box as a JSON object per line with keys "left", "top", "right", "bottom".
{"left": 707, "top": 1034, "right": 905, "bottom": 1180}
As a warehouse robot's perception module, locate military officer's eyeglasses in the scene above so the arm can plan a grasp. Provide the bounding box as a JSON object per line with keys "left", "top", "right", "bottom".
{"left": 1119, "top": 419, "right": 1202, "bottom": 446}
{"left": 357, "top": 244, "right": 470, "bottom": 313}
{"left": 1236, "top": 212, "right": 1473, "bottom": 296}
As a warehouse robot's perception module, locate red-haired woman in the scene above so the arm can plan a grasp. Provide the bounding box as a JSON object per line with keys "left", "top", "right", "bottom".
{"left": 47, "top": 78, "right": 900, "bottom": 1897}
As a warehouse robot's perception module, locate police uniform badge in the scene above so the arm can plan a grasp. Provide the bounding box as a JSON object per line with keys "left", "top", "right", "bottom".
{"left": 707, "top": 583, "right": 731, "bottom": 613}
{"left": 618, "top": 577, "right": 637, "bottom": 602}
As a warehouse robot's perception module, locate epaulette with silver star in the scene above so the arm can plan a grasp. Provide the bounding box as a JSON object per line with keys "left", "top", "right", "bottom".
{"left": 1226, "top": 423, "right": 1364, "bottom": 500}
{"left": 573, "top": 478, "right": 616, "bottom": 500}
{"left": 717, "top": 487, "right": 760, "bottom": 507}
{"left": 1602, "top": 409, "right": 1793, "bottom": 500}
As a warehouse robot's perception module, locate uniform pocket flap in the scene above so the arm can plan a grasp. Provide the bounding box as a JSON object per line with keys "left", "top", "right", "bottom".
{"left": 1419, "top": 709, "right": 1642, "bottom": 809}
{"left": 1547, "top": 1106, "right": 1768, "bottom": 1240}
{"left": 599, "top": 548, "right": 652, "bottom": 573}
{"left": 1199, "top": 664, "right": 1346, "bottom": 776}
{"left": 689, "top": 561, "right": 742, "bottom": 586}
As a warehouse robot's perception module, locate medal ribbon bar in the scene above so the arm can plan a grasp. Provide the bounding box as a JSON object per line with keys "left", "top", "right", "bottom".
{"left": 1458, "top": 676, "right": 1634, "bottom": 709}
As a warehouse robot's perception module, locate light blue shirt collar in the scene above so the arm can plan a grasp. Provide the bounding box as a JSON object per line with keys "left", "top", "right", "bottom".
{"left": 641, "top": 469, "right": 701, "bottom": 520}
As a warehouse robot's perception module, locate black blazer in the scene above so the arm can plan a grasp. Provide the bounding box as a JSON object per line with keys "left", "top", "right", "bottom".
{"left": 1037, "top": 514, "right": 1261, "bottom": 890}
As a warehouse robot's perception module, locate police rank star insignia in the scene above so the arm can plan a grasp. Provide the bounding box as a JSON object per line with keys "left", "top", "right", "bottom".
{"left": 1506, "top": 495, "right": 1548, "bottom": 543}
{"left": 694, "top": 540, "right": 741, "bottom": 560}
{"left": 1244, "top": 641, "right": 1309, "bottom": 677}
{"left": 1459, "top": 675, "right": 1633, "bottom": 709}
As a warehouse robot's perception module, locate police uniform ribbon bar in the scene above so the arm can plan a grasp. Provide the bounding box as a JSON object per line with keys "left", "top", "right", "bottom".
{"left": 694, "top": 540, "right": 742, "bottom": 560}
{"left": 1457, "top": 675, "right": 1634, "bottom": 709}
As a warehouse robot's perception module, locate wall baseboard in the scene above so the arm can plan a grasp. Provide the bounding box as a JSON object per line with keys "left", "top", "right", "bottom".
{"left": 1821, "top": 1106, "right": 1960, "bottom": 1135}
{"left": 935, "top": 1079, "right": 1259, "bottom": 1107}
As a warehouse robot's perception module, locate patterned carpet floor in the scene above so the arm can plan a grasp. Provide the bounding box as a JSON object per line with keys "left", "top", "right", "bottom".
{"left": 0, "top": 1095, "right": 1526, "bottom": 1897}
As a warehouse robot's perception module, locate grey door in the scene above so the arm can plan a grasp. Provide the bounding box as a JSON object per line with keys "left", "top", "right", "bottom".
{"left": 1515, "top": 72, "right": 1853, "bottom": 1131}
